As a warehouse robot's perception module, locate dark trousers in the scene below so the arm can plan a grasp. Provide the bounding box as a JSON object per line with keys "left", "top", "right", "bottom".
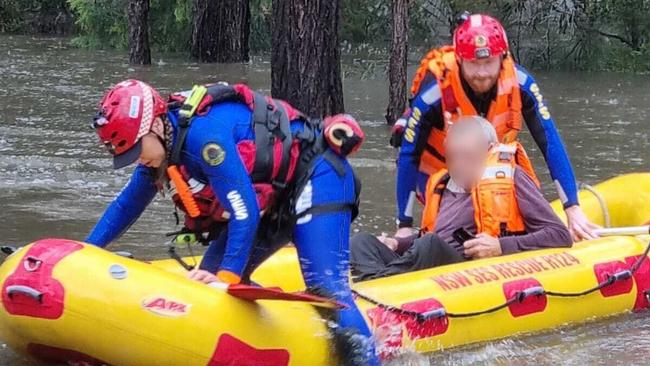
{"left": 350, "top": 232, "right": 466, "bottom": 282}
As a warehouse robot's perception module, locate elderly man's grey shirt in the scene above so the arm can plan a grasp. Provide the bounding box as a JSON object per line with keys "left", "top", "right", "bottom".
{"left": 435, "top": 168, "right": 572, "bottom": 254}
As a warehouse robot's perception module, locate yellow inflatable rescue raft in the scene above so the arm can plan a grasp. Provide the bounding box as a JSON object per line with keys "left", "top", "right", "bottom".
{"left": 0, "top": 173, "right": 649, "bottom": 365}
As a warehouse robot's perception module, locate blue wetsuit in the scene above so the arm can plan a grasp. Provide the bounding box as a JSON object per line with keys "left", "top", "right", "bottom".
{"left": 86, "top": 102, "right": 378, "bottom": 364}
{"left": 396, "top": 65, "right": 578, "bottom": 227}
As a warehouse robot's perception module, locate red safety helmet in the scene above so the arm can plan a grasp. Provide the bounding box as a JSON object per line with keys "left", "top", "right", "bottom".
{"left": 453, "top": 14, "right": 508, "bottom": 61}
{"left": 93, "top": 79, "right": 167, "bottom": 169}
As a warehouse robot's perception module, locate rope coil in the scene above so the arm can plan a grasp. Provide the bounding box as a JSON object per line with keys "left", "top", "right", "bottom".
{"left": 579, "top": 182, "right": 611, "bottom": 228}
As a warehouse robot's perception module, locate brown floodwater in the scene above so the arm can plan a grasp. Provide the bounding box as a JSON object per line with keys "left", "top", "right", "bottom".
{"left": 0, "top": 35, "right": 648, "bottom": 365}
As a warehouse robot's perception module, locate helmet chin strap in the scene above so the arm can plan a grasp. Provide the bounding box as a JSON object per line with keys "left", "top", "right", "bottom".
{"left": 150, "top": 117, "right": 165, "bottom": 139}
{"left": 143, "top": 116, "right": 174, "bottom": 161}
{"left": 160, "top": 115, "right": 175, "bottom": 161}
{"left": 147, "top": 115, "right": 174, "bottom": 189}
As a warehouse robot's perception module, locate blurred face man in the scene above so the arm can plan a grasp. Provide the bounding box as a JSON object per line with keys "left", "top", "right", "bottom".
{"left": 444, "top": 116, "right": 497, "bottom": 190}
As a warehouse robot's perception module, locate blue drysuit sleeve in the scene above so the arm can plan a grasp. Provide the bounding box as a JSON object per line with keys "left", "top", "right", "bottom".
{"left": 516, "top": 65, "right": 578, "bottom": 208}
{"left": 395, "top": 78, "right": 442, "bottom": 225}
{"left": 85, "top": 165, "right": 158, "bottom": 247}
{"left": 184, "top": 116, "right": 260, "bottom": 277}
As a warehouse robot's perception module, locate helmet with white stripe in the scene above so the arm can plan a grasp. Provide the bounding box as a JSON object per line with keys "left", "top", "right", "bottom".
{"left": 93, "top": 79, "right": 167, "bottom": 169}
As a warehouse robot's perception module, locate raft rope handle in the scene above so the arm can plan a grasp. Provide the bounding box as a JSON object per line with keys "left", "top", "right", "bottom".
{"left": 579, "top": 182, "right": 611, "bottom": 228}
{"left": 165, "top": 231, "right": 200, "bottom": 271}
{"left": 352, "top": 239, "right": 650, "bottom": 322}
{"left": 167, "top": 244, "right": 195, "bottom": 271}
{"left": 353, "top": 286, "right": 538, "bottom": 322}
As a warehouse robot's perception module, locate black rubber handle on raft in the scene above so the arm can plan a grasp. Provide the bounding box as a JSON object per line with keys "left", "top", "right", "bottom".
{"left": 609, "top": 270, "right": 632, "bottom": 282}
{"left": 0, "top": 246, "right": 16, "bottom": 256}
{"left": 167, "top": 246, "right": 195, "bottom": 271}
{"left": 23, "top": 256, "right": 42, "bottom": 272}
{"left": 419, "top": 307, "right": 447, "bottom": 321}
{"left": 6, "top": 285, "right": 44, "bottom": 303}
{"left": 516, "top": 286, "right": 546, "bottom": 302}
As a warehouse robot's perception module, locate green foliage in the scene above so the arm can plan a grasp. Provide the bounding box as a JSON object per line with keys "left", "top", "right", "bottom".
{"left": 419, "top": 0, "right": 650, "bottom": 72}
{"left": 2, "top": 0, "right": 650, "bottom": 72}
{"left": 0, "top": 0, "right": 23, "bottom": 32}
{"left": 341, "top": 0, "right": 390, "bottom": 44}
{"left": 340, "top": 0, "right": 437, "bottom": 47}
{"left": 66, "top": 0, "right": 269, "bottom": 53}
{"left": 249, "top": 0, "right": 271, "bottom": 52}
{"left": 409, "top": 0, "right": 439, "bottom": 45}
{"left": 592, "top": 46, "right": 650, "bottom": 73}
{"left": 68, "top": 0, "right": 127, "bottom": 49}
{"left": 0, "top": 0, "right": 71, "bottom": 33}
{"left": 68, "top": 0, "right": 190, "bottom": 51}
{"left": 596, "top": 0, "right": 649, "bottom": 51}
{"left": 149, "top": 0, "right": 191, "bottom": 52}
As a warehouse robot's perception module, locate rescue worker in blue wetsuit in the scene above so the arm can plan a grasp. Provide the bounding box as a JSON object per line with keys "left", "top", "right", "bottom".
{"left": 390, "top": 13, "right": 599, "bottom": 241}
{"left": 87, "top": 80, "right": 379, "bottom": 366}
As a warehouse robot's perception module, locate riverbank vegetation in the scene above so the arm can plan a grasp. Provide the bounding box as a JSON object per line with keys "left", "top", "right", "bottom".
{"left": 1, "top": 0, "right": 648, "bottom": 72}
{"left": 2, "top": 0, "right": 648, "bottom": 123}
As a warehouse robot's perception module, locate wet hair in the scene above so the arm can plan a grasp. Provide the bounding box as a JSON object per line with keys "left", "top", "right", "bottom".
{"left": 447, "top": 116, "right": 498, "bottom": 146}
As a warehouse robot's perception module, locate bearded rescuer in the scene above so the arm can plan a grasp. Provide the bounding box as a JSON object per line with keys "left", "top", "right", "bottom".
{"left": 391, "top": 13, "right": 599, "bottom": 241}
{"left": 85, "top": 80, "right": 379, "bottom": 365}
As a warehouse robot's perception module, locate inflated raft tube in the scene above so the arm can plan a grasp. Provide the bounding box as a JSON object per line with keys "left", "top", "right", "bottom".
{"left": 355, "top": 235, "right": 650, "bottom": 356}
{"left": 0, "top": 173, "right": 648, "bottom": 365}
{"left": 0, "top": 241, "right": 337, "bottom": 366}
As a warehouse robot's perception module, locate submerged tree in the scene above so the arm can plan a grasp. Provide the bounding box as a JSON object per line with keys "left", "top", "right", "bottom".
{"left": 191, "top": 0, "right": 250, "bottom": 63}
{"left": 271, "top": 0, "right": 344, "bottom": 117}
{"left": 127, "top": 0, "right": 151, "bottom": 65}
{"left": 386, "top": 0, "right": 410, "bottom": 125}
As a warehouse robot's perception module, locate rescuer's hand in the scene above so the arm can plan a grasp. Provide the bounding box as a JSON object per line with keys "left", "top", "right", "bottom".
{"left": 565, "top": 205, "right": 601, "bottom": 242}
{"left": 188, "top": 269, "right": 222, "bottom": 284}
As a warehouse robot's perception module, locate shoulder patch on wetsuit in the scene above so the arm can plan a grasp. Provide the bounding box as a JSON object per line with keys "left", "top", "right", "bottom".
{"left": 421, "top": 83, "right": 441, "bottom": 105}
{"left": 202, "top": 143, "right": 225, "bottom": 166}
{"left": 516, "top": 68, "right": 528, "bottom": 86}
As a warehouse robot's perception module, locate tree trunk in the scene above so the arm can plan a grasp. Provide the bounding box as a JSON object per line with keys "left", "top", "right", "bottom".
{"left": 271, "top": 0, "right": 344, "bottom": 117}
{"left": 127, "top": 0, "right": 151, "bottom": 65}
{"left": 191, "top": 0, "right": 250, "bottom": 63}
{"left": 385, "top": 0, "right": 409, "bottom": 125}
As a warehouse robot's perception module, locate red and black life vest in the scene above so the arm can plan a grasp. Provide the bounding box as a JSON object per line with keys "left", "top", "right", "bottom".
{"left": 165, "top": 83, "right": 360, "bottom": 238}
{"left": 168, "top": 83, "right": 307, "bottom": 186}
{"left": 168, "top": 166, "right": 276, "bottom": 234}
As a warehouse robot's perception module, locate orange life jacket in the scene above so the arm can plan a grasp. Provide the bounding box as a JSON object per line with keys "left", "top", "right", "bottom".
{"left": 411, "top": 46, "right": 523, "bottom": 176}
{"left": 420, "top": 142, "right": 539, "bottom": 237}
